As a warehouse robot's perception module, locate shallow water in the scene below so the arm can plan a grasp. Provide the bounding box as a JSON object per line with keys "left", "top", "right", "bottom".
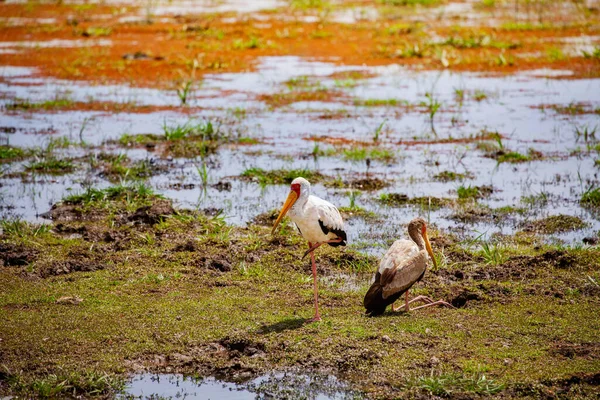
{"left": 1, "top": 55, "right": 599, "bottom": 250}
{"left": 120, "top": 372, "right": 363, "bottom": 399}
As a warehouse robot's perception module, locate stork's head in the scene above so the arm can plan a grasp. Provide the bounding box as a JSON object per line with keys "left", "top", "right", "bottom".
{"left": 271, "top": 177, "right": 311, "bottom": 234}
{"left": 408, "top": 217, "right": 438, "bottom": 269}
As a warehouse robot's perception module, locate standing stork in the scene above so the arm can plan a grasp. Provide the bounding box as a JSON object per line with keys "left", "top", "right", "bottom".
{"left": 272, "top": 177, "right": 347, "bottom": 322}
{"left": 364, "top": 217, "right": 454, "bottom": 316}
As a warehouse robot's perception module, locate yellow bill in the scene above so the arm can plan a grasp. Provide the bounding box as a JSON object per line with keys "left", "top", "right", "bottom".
{"left": 271, "top": 190, "right": 298, "bottom": 234}
{"left": 422, "top": 229, "right": 438, "bottom": 269}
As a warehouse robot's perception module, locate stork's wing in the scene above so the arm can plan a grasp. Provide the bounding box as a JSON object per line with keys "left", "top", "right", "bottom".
{"left": 314, "top": 197, "right": 347, "bottom": 241}
{"left": 378, "top": 240, "right": 418, "bottom": 274}
{"left": 377, "top": 240, "right": 427, "bottom": 300}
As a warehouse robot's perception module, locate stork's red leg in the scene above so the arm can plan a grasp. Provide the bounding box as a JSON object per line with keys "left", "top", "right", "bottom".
{"left": 308, "top": 242, "right": 321, "bottom": 322}
{"left": 405, "top": 290, "right": 410, "bottom": 312}
{"left": 302, "top": 238, "right": 344, "bottom": 259}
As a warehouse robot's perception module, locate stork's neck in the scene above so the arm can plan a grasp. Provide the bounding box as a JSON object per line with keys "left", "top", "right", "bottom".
{"left": 408, "top": 227, "right": 425, "bottom": 250}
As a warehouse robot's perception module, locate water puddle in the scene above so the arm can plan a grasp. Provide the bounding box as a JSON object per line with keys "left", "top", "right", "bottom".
{"left": 120, "top": 372, "right": 363, "bottom": 399}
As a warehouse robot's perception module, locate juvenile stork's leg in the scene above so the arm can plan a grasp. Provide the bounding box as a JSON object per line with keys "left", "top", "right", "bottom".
{"left": 307, "top": 242, "right": 321, "bottom": 322}
{"left": 407, "top": 295, "right": 435, "bottom": 306}
{"left": 409, "top": 299, "right": 455, "bottom": 311}
{"left": 391, "top": 290, "right": 410, "bottom": 312}
{"left": 393, "top": 294, "right": 435, "bottom": 312}
{"left": 302, "top": 238, "right": 344, "bottom": 259}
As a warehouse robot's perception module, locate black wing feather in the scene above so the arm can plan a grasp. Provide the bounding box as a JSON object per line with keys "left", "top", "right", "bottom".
{"left": 318, "top": 219, "right": 347, "bottom": 247}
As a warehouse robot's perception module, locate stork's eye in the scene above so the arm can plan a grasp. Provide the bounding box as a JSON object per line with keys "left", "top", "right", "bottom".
{"left": 291, "top": 183, "right": 301, "bottom": 193}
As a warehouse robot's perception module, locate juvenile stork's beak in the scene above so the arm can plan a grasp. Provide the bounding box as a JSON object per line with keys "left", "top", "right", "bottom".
{"left": 422, "top": 224, "right": 438, "bottom": 269}
{"left": 271, "top": 190, "right": 298, "bottom": 234}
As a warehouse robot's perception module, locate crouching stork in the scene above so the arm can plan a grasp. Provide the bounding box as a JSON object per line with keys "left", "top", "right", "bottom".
{"left": 364, "top": 217, "right": 454, "bottom": 316}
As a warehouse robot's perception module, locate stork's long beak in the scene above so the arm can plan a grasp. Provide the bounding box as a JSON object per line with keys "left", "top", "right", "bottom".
{"left": 422, "top": 230, "right": 438, "bottom": 269}
{"left": 271, "top": 190, "right": 298, "bottom": 234}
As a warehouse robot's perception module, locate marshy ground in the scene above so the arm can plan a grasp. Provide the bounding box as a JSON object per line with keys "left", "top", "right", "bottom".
{"left": 1, "top": 0, "right": 600, "bottom": 398}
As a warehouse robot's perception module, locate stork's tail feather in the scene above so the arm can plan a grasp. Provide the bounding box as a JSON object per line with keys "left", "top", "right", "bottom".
{"left": 363, "top": 281, "right": 388, "bottom": 317}
{"left": 328, "top": 240, "right": 346, "bottom": 247}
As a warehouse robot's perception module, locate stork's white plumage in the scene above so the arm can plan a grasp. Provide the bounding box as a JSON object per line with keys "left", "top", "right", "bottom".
{"left": 272, "top": 177, "right": 346, "bottom": 322}
{"left": 364, "top": 217, "right": 454, "bottom": 316}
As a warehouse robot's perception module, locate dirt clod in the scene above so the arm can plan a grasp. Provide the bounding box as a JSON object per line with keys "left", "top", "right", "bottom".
{"left": 450, "top": 289, "right": 482, "bottom": 308}
{"left": 128, "top": 199, "right": 175, "bottom": 225}
{"left": 0, "top": 243, "right": 38, "bottom": 267}
{"left": 203, "top": 257, "right": 232, "bottom": 272}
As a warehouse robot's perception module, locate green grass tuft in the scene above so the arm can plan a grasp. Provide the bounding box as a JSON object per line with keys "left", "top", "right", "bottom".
{"left": 241, "top": 168, "right": 326, "bottom": 185}
{"left": 413, "top": 372, "right": 505, "bottom": 396}
{"left": 433, "top": 171, "right": 473, "bottom": 182}
{"left": 63, "top": 183, "right": 157, "bottom": 205}
{"left": 26, "top": 157, "right": 75, "bottom": 174}
{"left": 581, "top": 187, "right": 600, "bottom": 208}
{"left": 353, "top": 98, "right": 406, "bottom": 107}
{"left": 163, "top": 120, "right": 220, "bottom": 141}
{"left": 496, "top": 151, "right": 530, "bottom": 163}
{"left": 0, "top": 145, "right": 25, "bottom": 161}
{"left": 342, "top": 147, "right": 395, "bottom": 162}
{"left": 457, "top": 185, "right": 480, "bottom": 199}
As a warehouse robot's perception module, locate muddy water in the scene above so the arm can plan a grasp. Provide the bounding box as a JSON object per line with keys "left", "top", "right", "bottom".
{"left": 120, "top": 372, "right": 363, "bottom": 399}
{"left": 1, "top": 56, "right": 599, "bottom": 252}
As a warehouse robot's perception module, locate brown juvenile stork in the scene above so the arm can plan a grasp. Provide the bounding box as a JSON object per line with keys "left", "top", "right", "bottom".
{"left": 364, "top": 217, "right": 454, "bottom": 316}
{"left": 272, "top": 177, "right": 347, "bottom": 322}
